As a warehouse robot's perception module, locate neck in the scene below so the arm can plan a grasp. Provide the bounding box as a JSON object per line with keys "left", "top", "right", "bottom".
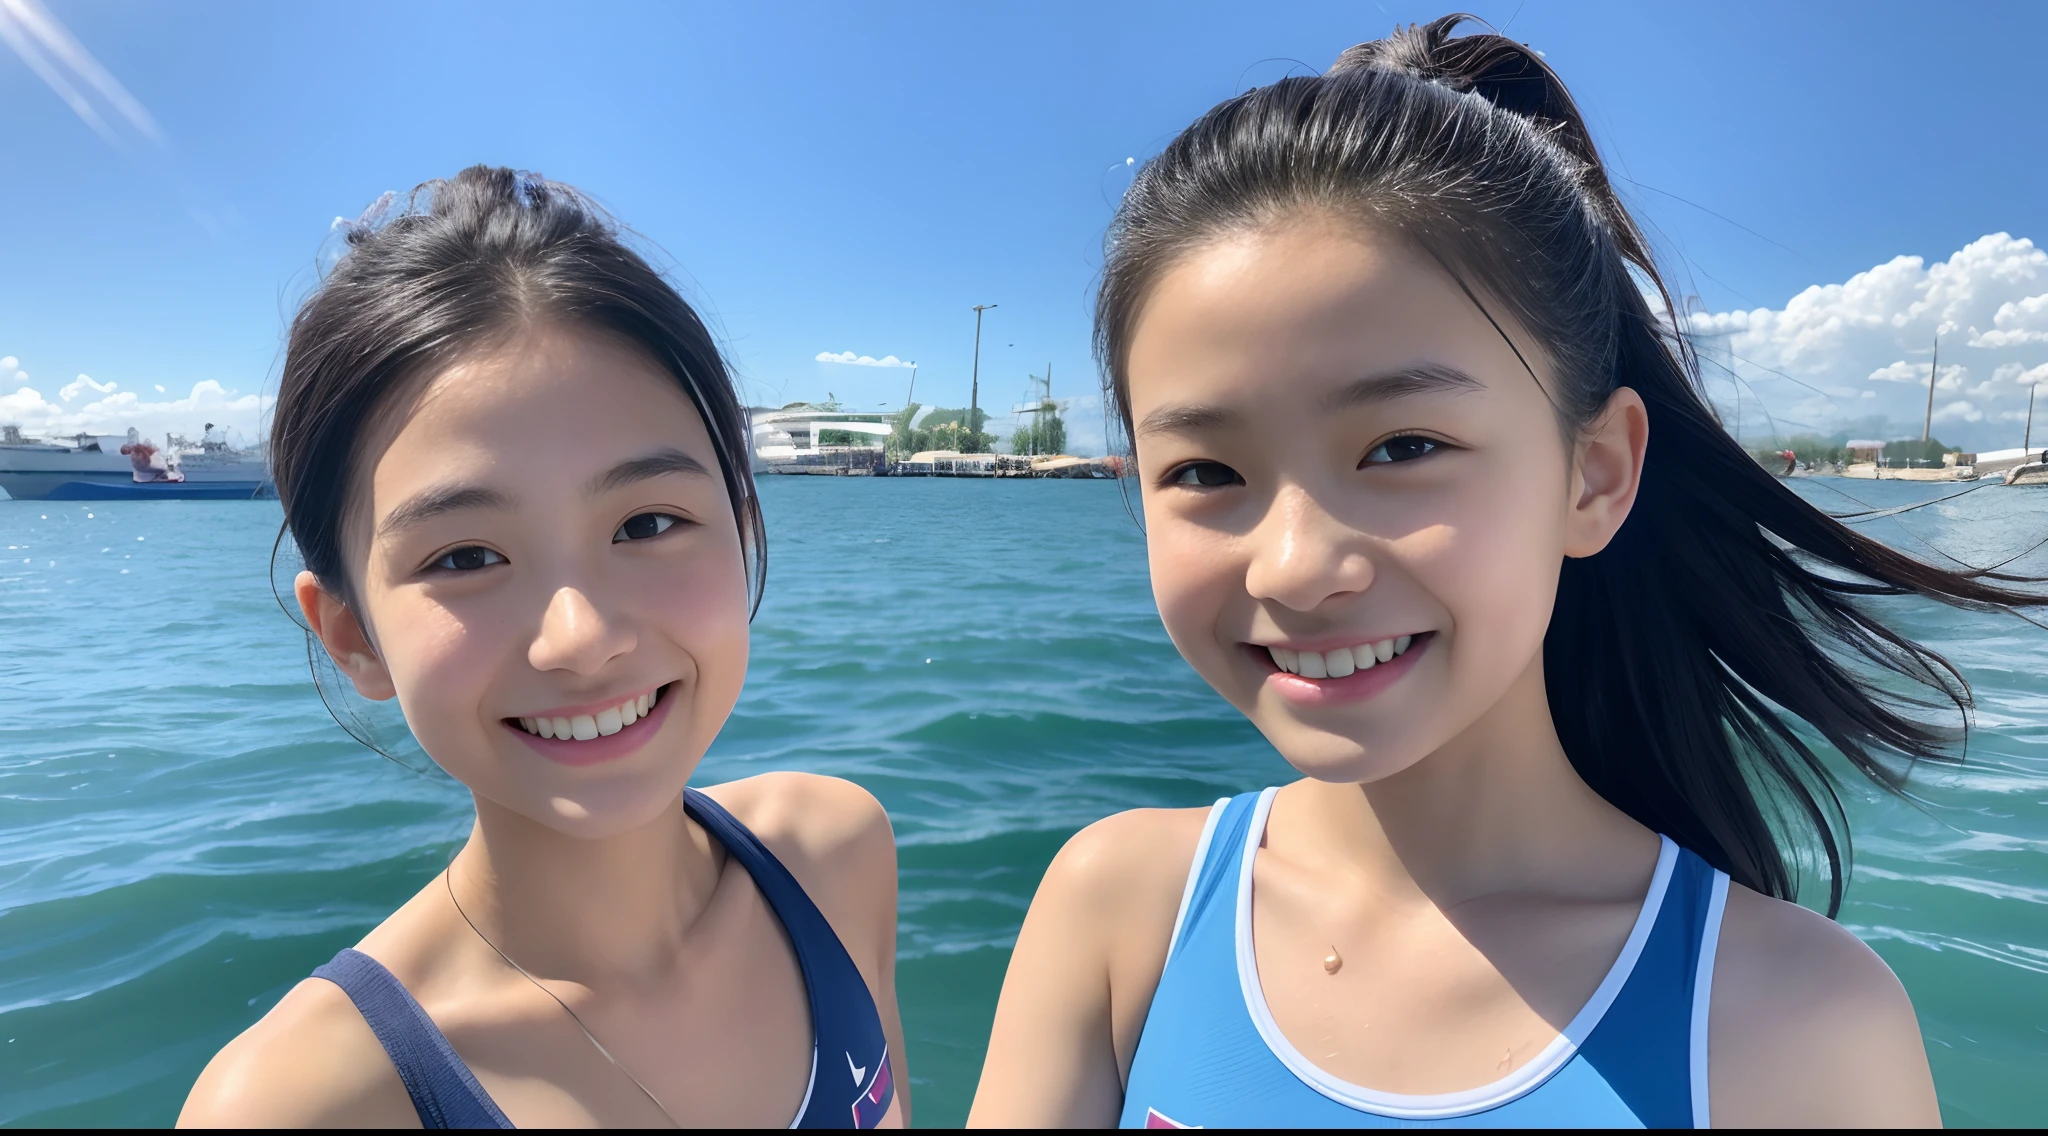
{"left": 1293, "top": 652, "right": 1653, "bottom": 906}
{"left": 448, "top": 792, "right": 722, "bottom": 983}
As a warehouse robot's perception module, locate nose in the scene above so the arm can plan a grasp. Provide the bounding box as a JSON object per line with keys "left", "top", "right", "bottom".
{"left": 528, "top": 586, "right": 636, "bottom": 675}
{"left": 1243, "top": 483, "right": 1375, "bottom": 612}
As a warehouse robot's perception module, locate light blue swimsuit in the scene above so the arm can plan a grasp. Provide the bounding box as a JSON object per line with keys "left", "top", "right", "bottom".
{"left": 1119, "top": 788, "right": 1730, "bottom": 1129}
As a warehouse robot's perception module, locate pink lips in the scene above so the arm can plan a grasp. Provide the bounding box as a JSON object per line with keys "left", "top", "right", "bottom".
{"left": 504, "top": 685, "right": 675, "bottom": 768}
{"left": 1262, "top": 632, "right": 1431, "bottom": 707}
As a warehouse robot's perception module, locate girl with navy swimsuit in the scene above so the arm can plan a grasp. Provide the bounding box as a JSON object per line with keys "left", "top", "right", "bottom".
{"left": 973, "top": 17, "right": 2039, "bottom": 1128}
{"left": 179, "top": 168, "right": 906, "bottom": 1128}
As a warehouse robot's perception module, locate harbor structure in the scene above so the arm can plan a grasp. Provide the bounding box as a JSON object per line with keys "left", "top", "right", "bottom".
{"left": 0, "top": 425, "right": 271, "bottom": 500}
{"left": 750, "top": 404, "right": 892, "bottom": 475}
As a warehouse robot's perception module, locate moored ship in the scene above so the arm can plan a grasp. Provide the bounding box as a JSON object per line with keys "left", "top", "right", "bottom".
{"left": 0, "top": 425, "right": 272, "bottom": 501}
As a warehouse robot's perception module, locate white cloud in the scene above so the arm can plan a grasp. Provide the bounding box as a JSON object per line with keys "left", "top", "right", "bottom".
{"left": 58, "top": 372, "right": 116, "bottom": 401}
{"left": 816, "top": 351, "right": 915, "bottom": 368}
{"left": 1932, "top": 400, "right": 1982, "bottom": 425}
{"left": 1683, "top": 233, "right": 2048, "bottom": 449}
{"left": 0, "top": 375, "right": 269, "bottom": 442}
{"left": 0, "top": 356, "right": 15, "bottom": 370}
{"left": 1971, "top": 293, "right": 2048, "bottom": 348}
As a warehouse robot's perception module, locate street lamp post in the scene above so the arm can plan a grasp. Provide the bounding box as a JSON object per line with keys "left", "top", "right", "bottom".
{"left": 969, "top": 304, "right": 997, "bottom": 454}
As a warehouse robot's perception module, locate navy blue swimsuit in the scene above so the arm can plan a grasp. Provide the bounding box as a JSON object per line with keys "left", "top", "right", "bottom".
{"left": 310, "top": 788, "right": 895, "bottom": 1128}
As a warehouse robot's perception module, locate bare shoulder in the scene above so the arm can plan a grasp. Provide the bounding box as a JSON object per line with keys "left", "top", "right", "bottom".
{"left": 699, "top": 771, "right": 898, "bottom": 982}
{"left": 700, "top": 771, "right": 895, "bottom": 888}
{"left": 1026, "top": 804, "right": 1221, "bottom": 1021}
{"left": 1709, "top": 883, "right": 1940, "bottom": 1127}
{"left": 1036, "top": 804, "right": 1216, "bottom": 927}
{"left": 178, "top": 974, "right": 418, "bottom": 1128}
{"left": 967, "top": 804, "right": 1216, "bottom": 1127}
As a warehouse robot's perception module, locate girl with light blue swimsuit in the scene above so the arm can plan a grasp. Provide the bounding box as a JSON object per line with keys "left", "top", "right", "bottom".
{"left": 971, "top": 16, "right": 2037, "bottom": 1128}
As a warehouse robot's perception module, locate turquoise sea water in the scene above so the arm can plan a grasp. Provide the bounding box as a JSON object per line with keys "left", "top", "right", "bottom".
{"left": 0, "top": 476, "right": 2042, "bottom": 1127}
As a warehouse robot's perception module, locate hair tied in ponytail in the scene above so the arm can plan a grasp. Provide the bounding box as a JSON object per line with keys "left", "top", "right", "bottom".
{"left": 1335, "top": 16, "right": 1611, "bottom": 191}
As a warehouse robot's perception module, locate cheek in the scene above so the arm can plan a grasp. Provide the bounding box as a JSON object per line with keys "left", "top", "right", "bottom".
{"left": 378, "top": 596, "right": 505, "bottom": 737}
{"left": 1144, "top": 504, "right": 1237, "bottom": 661}
{"left": 1411, "top": 476, "right": 1566, "bottom": 667}
{"left": 647, "top": 540, "right": 753, "bottom": 679}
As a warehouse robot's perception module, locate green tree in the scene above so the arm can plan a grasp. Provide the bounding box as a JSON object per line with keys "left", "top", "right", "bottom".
{"left": 884, "top": 404, "right": 1000, "bottom": 456}
{"left": 1883, "top": 436, "right": 1952, "bottom": 465}
{"left": 916, "top": 407, "right": 995, "bottom": 453}
{"left": 1010, "top": 403, "right": 1067, "bottom": 456}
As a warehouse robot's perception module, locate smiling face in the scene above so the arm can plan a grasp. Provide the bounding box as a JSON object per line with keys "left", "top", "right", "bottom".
{"left": 301, "top": 324, "right": 750, "bottom": 838}
{"left": 1125, "top": 214, "right": 1642, "bottom": 784}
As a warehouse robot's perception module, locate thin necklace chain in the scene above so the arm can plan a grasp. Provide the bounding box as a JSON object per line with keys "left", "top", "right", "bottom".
{"left": 443, "top": 867, "right": 680, "bottom": 1127}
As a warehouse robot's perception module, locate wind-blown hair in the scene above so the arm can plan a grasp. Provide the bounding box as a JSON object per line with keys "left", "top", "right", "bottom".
{"left": 269, "top": 165, "right": 765, "bottom": 754}
{"left": 1096, "top": 15, "right": 2045, "bottom": 914}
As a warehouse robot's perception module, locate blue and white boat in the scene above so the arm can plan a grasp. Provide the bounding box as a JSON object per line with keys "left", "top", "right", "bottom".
{"left": 0, "top": 426, "right": 272, "bottom": 501}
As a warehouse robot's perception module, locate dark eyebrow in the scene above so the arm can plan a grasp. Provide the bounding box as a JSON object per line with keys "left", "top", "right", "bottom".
{"left": 1135, "top": 403, "right": 1237, "bottom": 438}
{"left": 584, "top": 447, "right": 712, "bottom": 496}
{"left": 1318, "top": 364, "right": 1485, "bottom": 413}
{"left": 1135, "top": 363, "right": 1485, "bottom": 438}
{"left": 376, "top": 485, "right": 514, "bottom": 539}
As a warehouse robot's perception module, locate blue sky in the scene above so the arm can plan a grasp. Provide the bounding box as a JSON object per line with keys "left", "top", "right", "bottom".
{"left": 3, "top": 0, "right": 2045, "bottom": 452}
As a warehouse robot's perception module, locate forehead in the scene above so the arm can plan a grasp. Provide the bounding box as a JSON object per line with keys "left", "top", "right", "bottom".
{"left": 1124, "top": 217, "right": 1543, "bottom": 414}
{"left": 362, "top": 325, "right": 717, "bottom": 508}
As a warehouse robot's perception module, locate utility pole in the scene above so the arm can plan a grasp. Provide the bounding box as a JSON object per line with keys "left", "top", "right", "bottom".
{"left": 2027, "top": 383, "right": 2037, "bottom": 452}
{"left": 1046, "top": 362, "right": 1054, "bottom": 456}
{"left": 1921, "top": 332, "right": 1939, "bottom": 445}
{"left": 969, "top": 304, "right": 996, "bottom": 454}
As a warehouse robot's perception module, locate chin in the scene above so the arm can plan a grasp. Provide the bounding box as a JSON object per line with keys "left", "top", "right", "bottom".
{"left": 1250, "top": 718, "right": 1431, "bottom": 786}
{"left": 485, "top": 766, "right": 695, "bottom": 840}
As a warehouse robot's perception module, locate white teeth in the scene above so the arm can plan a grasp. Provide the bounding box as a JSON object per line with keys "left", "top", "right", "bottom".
{"left": 641, "top": 691, "right": 653, "bottom": 715}
{"left": 519, "top": 690, "right": 660, "bottom": 740}
{"left": 1269, "top": 635, "right": 1419, "bottom": 680}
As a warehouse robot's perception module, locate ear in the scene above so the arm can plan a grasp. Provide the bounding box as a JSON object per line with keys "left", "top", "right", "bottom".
{"left": 1563, "top": 386, "right": 1648, "bottom": 559}
{"left": 294, "top": 570, "right": 397, "bottom": 701}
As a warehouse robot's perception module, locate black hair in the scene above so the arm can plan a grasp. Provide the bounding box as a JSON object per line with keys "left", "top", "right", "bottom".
{"left": 1096, "top": 15, "right": 2045, "bottom": 914}
{"left": 270, "top": 166, "right": 765, "bottom": 748}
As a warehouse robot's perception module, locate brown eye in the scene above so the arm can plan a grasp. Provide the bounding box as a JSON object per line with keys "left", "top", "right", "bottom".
{"left": 1363, "top": 436, "right": 1442, "bottom": 465}
{"left": 613, "top": 512, "right": 679, "bottom": 542}
{"left": 433, "top": 545, "right": 505, "bottom": 571}
{"left": 1169, "top": 461, "right": 1244, "bottom": 487}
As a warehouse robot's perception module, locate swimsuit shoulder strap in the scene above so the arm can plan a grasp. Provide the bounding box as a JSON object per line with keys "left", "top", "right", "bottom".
{"left": 1573, "top": 841, "right": 1731, "bottom": 1129}
{"left": 310, "top": 948, "right": 514, "bottom": 1130}
{"left": 1165, "top": 790, "right": 1265, "bottom": 962}
{"left": 683, "top": 787, "right": 894, "bottom": 1128}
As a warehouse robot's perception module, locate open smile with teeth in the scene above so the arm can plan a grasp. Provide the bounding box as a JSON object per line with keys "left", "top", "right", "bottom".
{"left": 512, "top": 687, "right": 663, "bottom": 741}
{"left": 1268, "top": 635, "right": 1415, "bottom": 679}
